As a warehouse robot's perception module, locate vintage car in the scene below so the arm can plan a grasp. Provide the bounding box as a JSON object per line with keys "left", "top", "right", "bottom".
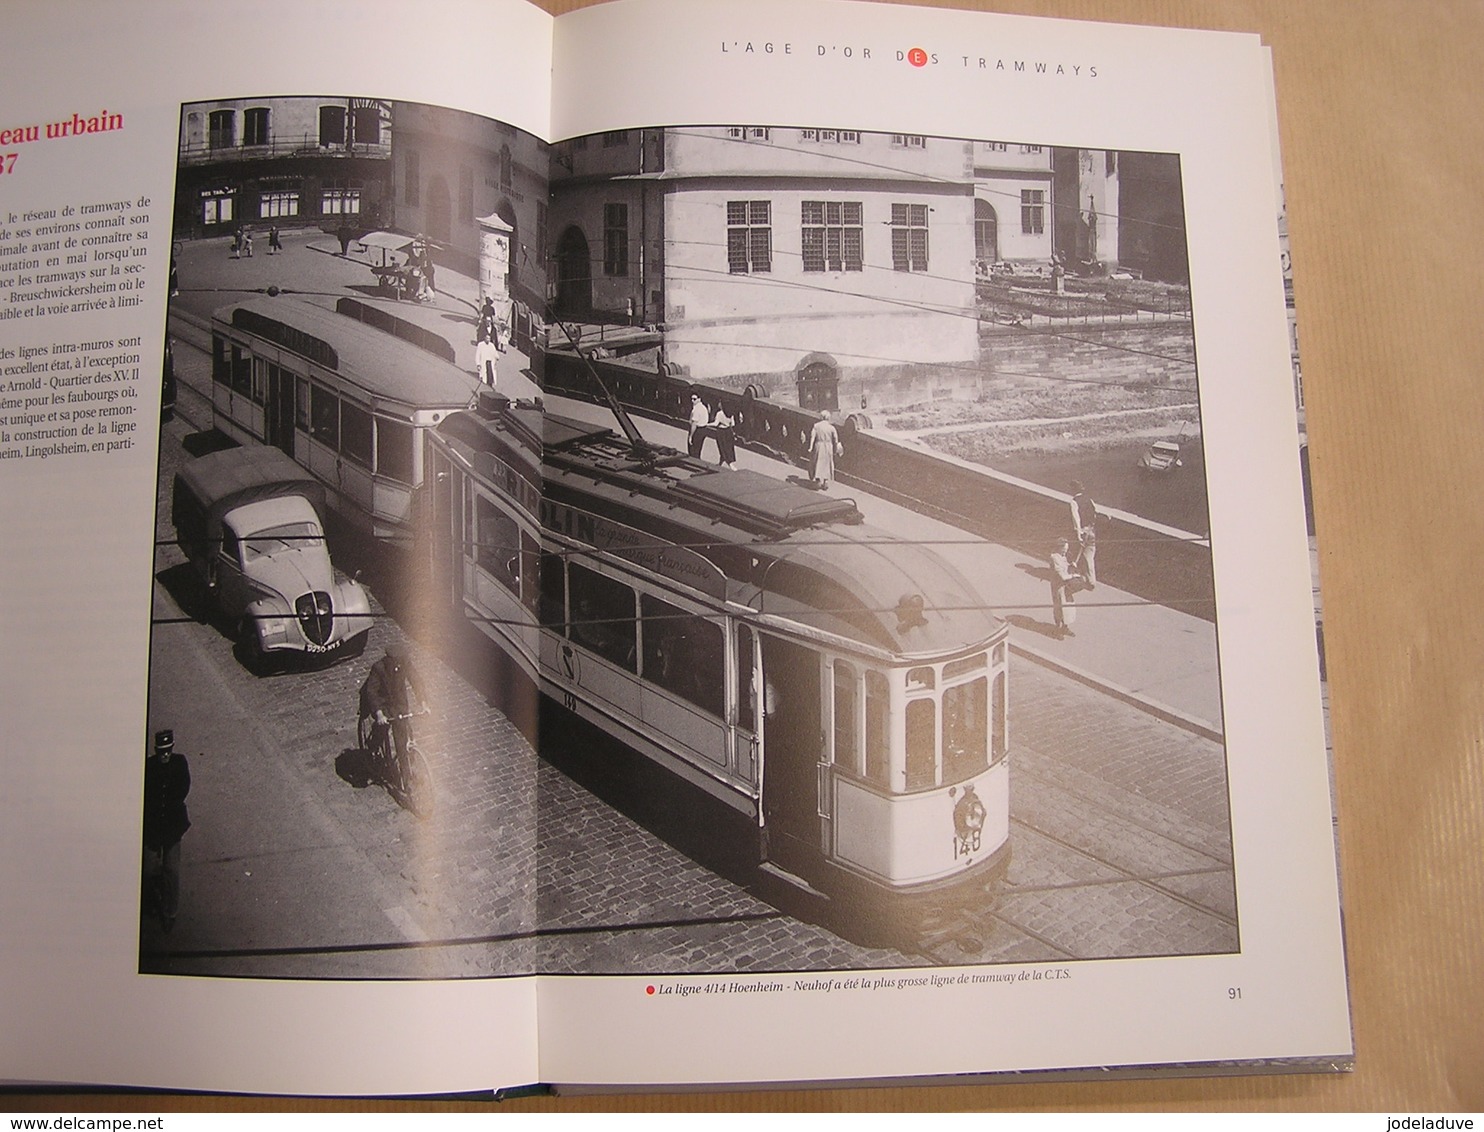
{"left": 171, "top": 445, "right": 372, "bottom": 672}
{"left": 1138, "top": 438, "right": 1183, "bottom": 473}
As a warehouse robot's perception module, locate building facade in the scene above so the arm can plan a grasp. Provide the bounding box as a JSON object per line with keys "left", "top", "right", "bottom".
{"left": 548, "top": 126, "right": 980, "bottom": 390}
{"left": 173, "top": 98, "right": 392, "bottom": 239}
{"left": 389, "top": 103, "right": 550, "bottom": 311}
{"left": 972, "top": 141, "right": 1056, "bottom": 269}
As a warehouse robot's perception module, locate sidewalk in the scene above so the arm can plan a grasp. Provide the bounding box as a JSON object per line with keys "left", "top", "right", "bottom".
{"left": 171, "top": 231, "right": 1223, "bottom": 740}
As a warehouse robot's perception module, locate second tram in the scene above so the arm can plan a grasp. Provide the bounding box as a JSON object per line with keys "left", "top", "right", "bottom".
{"left": 209, "top": 296, "right": 480, "bottom": 541}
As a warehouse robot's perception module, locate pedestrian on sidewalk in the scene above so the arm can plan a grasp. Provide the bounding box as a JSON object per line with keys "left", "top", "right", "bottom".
{"left": 230, "top": 227, "right": 242, "bottom": 259}
{"left": 268, "top": 224, "right": 282, "bottom": 255}
{"left": 475, "top": 332, "right": 500, "bottom": 389}
{"left": 809, "top": 410, "right": 843, "bottom": 488}
{"left": 688, "top": 393, "right": 711, "bottom": 458}
{"left": 1069, "top": 479, "right": 1098, "bottom": 588}
{"left": 711, "top": 403, "right": 736, "bottom": 468}
{"left": 1049, "top": 537, "right": 1084, "bottom": 639}
{"left": 142, "top": 729, "right": 191, "bottom": 932}
{"left": 241, "top": 228, "right": 253, "bottom": 258}
{"left": 477, "top": 296, "right": 498, "bottom": 346}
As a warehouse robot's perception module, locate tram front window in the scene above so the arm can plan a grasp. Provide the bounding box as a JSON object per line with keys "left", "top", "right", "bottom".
{"left": 905, "top": 697, "right": 936, "bottom": 790}
{"left": 943, "top": 676, "right": 989, "bottom": 783}
{"left": 833, "top": 660, "right": 858, "bottom": 774}
{"left": 864, "top": 670, "right": 889, "bottom": 786}
{"left": 377, "top": 418, "right": 414, "bottom": 484}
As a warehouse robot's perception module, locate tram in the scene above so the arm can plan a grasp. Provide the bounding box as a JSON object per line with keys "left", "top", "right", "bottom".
{"left": 421, "top": 387, "right": 1012, "bottom": 906}
{"left": 209, "top": 296, "right": 480, "bottom": 541}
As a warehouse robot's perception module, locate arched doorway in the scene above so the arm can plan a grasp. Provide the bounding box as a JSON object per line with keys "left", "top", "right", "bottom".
{"left": 974, "top": 198, "right": 998, "bottom": 263}
{"left": 425, "top": 175, "right": 452, "bottom": 244}
{"left": 555, "top": 225, "right": 592, "bottom": 317}
{"left": 794, "top": 352, "right": 839, "bottom": 411}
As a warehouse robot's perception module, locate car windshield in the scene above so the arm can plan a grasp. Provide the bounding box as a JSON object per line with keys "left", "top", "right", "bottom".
{"left": 241, "top": 521, "right": 322, "bottom": 563}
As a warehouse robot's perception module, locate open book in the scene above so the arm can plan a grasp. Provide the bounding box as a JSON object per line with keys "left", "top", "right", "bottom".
{"left": 0, "top": 0, "right": 1350, "bottom": 1097}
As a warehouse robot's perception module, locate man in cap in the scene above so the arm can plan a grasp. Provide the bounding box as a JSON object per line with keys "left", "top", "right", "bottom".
{"left": 359, "top": 647, "right": 427, "bottom": 763}
{"left": 142, "top": 729, "right": 191, "bottom": 931}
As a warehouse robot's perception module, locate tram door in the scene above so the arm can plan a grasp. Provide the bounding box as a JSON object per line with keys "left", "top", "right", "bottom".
{"left": 263, "top": 365, "right": 296, "bottom": 459}
{"left": 426, "top": 450, "right": 458, "bottom": 608}
{"left": 760, "top": 634, "right": 824, "bottom": 873}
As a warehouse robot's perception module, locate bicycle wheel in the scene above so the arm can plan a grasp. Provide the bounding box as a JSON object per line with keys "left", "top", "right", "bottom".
{"left": 396, "top": 741, "right": 435, "bottom": 820}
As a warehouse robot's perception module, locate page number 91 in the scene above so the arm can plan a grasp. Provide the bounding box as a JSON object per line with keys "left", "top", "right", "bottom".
{"left": 1228, "top": 987, "right": 1242, "bottom": 1000}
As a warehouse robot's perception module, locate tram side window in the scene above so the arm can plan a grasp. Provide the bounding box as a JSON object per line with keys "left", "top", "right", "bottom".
{"left": 340, "top": 401, "right": 373, "bottom": 469}
{"left": 251, "top": 358, "right": 268, "bottom": 406}
{"left": 905, "top": 698, "right": 936, "bottom": 790}
{"left": 569, "top": 563, "right": 636, "bottom": 672}
{"left": 992, "top": 670, "right": 1007, "bottom": 764}
{"left": 310, "top": 384, "right": 339, "bottom": 446}
{"left": 640, "top": 594, "right": 723, "bottom": 717}
{"left": 231, "top": 346, "right": 251, "bottom": 396}
{"left": 475, "top": 496, "right": 521, "bottom": 596}
{"left": 539, "top": 553, "right": 566, "bottom": 631}
{"left": 943, "top": 676, "right": 989, "bottom": 783}
{"left": 295, "top": 377, "right": 310, "bottom": 431}
{"left": 832, "top": 660, "right": 859, "bottom": 774}
{"left": 212, "top": 337, "right": 228, "bottom": 386}
{"left": 736, "top": 624, "right": 756, "bottom": 733}
{"left": 520, "top": 532, "right": 540, "bottom": 613}
{"left": 865, "top": 670, "right": 890, "bottom": 787}
{"left": 376, "top": 418, "right": 413, "bottom": 484}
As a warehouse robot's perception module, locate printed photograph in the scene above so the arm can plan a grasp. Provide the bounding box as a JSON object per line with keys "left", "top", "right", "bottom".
{"left": 142, "top": 97, "right": 1237, "bottom": 980}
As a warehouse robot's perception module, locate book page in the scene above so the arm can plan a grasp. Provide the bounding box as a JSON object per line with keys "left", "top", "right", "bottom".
{"left": 0, "top": 0, "right": 553, "bottom": 1097}
{"left": 534, "top": 0, "right": 1350, "bottom": 1086}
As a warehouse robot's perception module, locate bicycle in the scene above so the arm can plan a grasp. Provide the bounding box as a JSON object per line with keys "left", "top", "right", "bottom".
{"left": 358, "top": 707, "right": 435, "bottom": 819}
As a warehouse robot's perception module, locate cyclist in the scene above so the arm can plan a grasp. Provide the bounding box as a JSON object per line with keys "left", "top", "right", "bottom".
{"left": 359, "top": 647, "right": 427, "bottom": 766}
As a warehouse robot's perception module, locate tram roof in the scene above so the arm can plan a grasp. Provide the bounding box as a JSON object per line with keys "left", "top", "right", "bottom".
{"left": 213, "top": 296, "right": 480, "bottom": 410}
{"left": 434, "top": 401, "right": 1005, "bottom": 657}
